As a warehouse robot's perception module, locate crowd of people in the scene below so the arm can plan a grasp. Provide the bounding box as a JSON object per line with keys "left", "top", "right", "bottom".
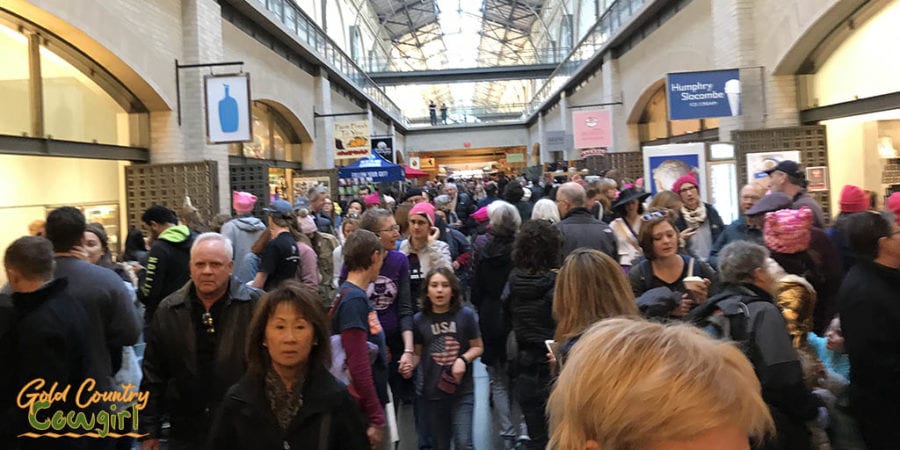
{"left": 2, "top": 159, "right": 900, "bottom": 450}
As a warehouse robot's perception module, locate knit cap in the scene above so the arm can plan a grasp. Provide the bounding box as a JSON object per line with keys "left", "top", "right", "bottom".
{"left": 839, "top": 185, "right": 868, "bottom": 213}
{"left": 409, "top": 202, "right": 435, "bottom": 226}
{"left": 764, "top": 207, "right": 813, "bottom": 254}
{"left": 672, "top": 173, "right": 699, "bottom": 194}
{"left": 887, "top": 192, "right": 900, "bottom": 225}
{"left": 232, "top": 191, "right": 257, "bottom": 214}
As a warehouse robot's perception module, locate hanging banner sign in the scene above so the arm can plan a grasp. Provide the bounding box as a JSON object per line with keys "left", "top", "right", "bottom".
{"left": 334, "top": 121, "right": 371, "bottom": 159}
{"left": 545, "top": 130, "right": 567, "bottom": 152}
{"left": 667, "top": 69, "right": 741, "bottom": 120}
{"left": 580, "top": 148, "right": 607, "bottom": 158}
{"left": 372, "top": 137, "right": 394, "bottom": 163}
{"left": 572, "top": 110, "right": 612, "bottom": 149}
{"left": 205, "top": 73, "right": 252, "bottom": 144}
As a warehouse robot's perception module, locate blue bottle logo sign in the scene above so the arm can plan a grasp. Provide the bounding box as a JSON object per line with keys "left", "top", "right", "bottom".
{"left": 218, "top": 84, "right": 239, "bottom": 133}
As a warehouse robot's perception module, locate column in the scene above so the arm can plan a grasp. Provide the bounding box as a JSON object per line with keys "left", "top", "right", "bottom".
{"left": 311, "top": 72, "right": 335, "bottom": 170}
{"left": 178, "top": 0, "right": 229, "bottom": 212}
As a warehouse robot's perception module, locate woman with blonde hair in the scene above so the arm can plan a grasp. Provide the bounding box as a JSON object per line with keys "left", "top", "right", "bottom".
{"left": 552, "top": 249, "right": 638, "bottom": 346}
{"left": 547, "top": 318, "right": 774, "bottom": 450}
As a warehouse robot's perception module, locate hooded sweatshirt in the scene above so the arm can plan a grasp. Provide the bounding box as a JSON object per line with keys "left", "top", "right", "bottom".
{"left": 139, "top": 225, "right": 194, "bottom": 325}
{"left": 220, "top": 215, "right": 266, "bottom": 281}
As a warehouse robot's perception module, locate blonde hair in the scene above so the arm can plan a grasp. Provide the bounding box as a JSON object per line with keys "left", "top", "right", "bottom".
{"left": 548, "top": 318, "right": 774, "bottom": 450}
{"left": 552, "top": 249, "right": 638, "bottom": 342}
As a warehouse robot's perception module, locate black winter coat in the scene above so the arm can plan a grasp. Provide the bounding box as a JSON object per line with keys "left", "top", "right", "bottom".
{"left": 2, "top": 279, "right": 109, "bottom": 449}
{"left": 838, "top": 260, "right": 900, "bottom": 448}
{"left": 471, "top": 232, "right": 515, "bottom": 366}
{"left": 505, "top": 268, "right": 556, "bottom": 356}
{"left": 140, "top": 279, "right": 262, "bottom": 441}
{"left": 207, "top": 367, "right": 369, "bottom": 450}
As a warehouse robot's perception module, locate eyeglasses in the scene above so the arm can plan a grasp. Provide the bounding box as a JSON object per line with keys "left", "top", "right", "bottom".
{"left": 642, "top": 211, "right": 668, "bottom": 222}
{"left": 678, "top": 185, "right": 698, "bottom": 194}
{"left": 201, "top": 312, "right": 215, "bottom": 334}
{"left": 379, "top": 225, "right": 400, "bottom": 233}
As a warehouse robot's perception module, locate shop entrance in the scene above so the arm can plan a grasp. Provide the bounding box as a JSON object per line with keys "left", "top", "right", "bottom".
{"left": 408, "top": 146, "right": 527, "bottom": 180}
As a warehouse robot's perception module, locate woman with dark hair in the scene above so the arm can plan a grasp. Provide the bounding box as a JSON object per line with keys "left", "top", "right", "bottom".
{"left": 505, "top": 220, "right": 562, "bottom": 449}
{"left": 122, "top": 227, "right": 148, "bottom": 265}
{"left": 410, "top": 268, "right": 483, "bottom": 450}
{"left": 609, "top": 187, "right": 651, "bottom": 271}
{"left": 207, "top": 281, "right": 369, "bottom": 449}
{"left": 628, "top": 213, "right": 717, "bottom": 319}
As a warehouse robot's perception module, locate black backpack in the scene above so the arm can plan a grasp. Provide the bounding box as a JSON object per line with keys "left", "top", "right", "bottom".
{"left": 686, "top": 292, "right": 766, "bottom": 366}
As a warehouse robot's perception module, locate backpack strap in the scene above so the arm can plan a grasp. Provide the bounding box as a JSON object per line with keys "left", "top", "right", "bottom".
{"left": 328, "top": 287, "right": 353, "bottom": 320}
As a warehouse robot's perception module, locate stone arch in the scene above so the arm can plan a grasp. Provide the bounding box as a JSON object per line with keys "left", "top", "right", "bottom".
{"left": 256, "top": 99, "right": 312, "bottom": 144}
{"left": 627, "top": 79, "right": 666, "bottom": 124}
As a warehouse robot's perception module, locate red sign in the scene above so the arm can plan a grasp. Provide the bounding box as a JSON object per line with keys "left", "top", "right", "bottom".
{"left": 580, "top": 148, "right": 608, "bottom": 158}
{"left": 572, "top": 109, "right": 612, "bottom": 149}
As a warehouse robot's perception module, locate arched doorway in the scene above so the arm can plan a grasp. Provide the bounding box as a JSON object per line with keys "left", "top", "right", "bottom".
{"left": 633, "top": 82, "right": 720, "bottom": 145}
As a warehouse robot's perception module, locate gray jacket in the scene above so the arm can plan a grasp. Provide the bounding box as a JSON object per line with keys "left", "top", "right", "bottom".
{"left": 220, "top": 216, "right": 266, "bottom": 281}
{"left": 555, "top": 207, "right": 617, "bottom": 260}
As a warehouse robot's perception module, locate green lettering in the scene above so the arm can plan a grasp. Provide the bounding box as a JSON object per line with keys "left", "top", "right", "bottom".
{"left": 66, "top": 410, "right": 95, "bottom": 431}
{"left": 96, "top": 410, "right": 109, "bottom": 438}
{"left": 50, "top": 410, "right": 66, "bottom": 431}
{"left": 28, "top": 401, "right": 51, "bottom": 430}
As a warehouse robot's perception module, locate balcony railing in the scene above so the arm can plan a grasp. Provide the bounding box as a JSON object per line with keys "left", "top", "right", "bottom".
{"left": 527, "top": 0, "right": 647, "bottom": 115}
{"left": 251, "top": 0, "right": 404, "bottom": 120}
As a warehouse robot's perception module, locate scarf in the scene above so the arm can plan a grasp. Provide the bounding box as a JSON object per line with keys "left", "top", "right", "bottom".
{"left": 681, "top": 203, "right": 708, "bottom": 229}
{"left": 265, "top": 367, "right": 305, "bottom": 432}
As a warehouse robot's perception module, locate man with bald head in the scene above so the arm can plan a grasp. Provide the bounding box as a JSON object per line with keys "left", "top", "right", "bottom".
{"left": 708, "top": 184, "right": 765, "bottom": 267}
{"left": 555, "top": 182, "right": 617, "bottom": 258}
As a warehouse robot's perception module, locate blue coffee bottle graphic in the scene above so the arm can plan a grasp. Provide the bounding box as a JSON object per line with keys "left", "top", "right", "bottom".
{"left": 218, "top": 84, "right": 239, "bottom": 133}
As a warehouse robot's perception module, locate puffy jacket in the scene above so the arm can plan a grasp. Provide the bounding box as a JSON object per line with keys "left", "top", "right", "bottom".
{"left": 140, "top": 279, "right": 262, "bottom": 441}
{"left": 555, "top": 207, "right": 617, "bottom": 260}
{"left": 505, "top": 268, "right": 556, "bottom": 355}
{"left": 139, "top": 225, "right": 194, "bottom": 324}
{"left": 220, "top": 216, "right": 266, "bottom": 279}
{"left": 206, "top": 367, "right": 369, "bottom": 450}
{"left": 471, "top": 232, "right": 515, "bottom": 366}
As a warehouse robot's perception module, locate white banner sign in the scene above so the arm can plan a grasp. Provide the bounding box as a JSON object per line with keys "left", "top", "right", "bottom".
{"left": 205, "top": 74, "right": 252, "bottom": 144}
{"left": 334, "top": 121, "right": 371, "bottom": 159}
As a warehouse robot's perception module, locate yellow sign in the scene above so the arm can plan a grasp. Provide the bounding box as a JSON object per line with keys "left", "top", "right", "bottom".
{"left": 16, "top": 378, "right": 150, "bottom": 439}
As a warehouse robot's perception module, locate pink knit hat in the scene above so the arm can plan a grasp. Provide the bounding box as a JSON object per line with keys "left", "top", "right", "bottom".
{"left": 409, "top": 202, "right": 435, "bottom": 226}
{"left": 364, "top": 193, "right": 381, "bottom": 206}
{"left": 672, "top": 173, "right": 699, "bottom": 194}
{"left": 764, "top": 207, "right": 813, "bottom": 254}
{"left": 887, "top": 192, "right": 900, "bottom": 225}
{"left": 232, "top": 191, "right": 257, "bottom": 214}
{"left": 471, "top": 206, "right": 489, "bottom": 223}
{"left": 839, "top": 185, "right": 868, "bottom": 213}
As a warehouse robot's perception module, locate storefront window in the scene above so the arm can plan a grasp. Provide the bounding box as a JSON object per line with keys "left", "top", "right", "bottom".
{"left": 229, "top": 101, "right": 299, "bottom": 161}
{"left": 0, "top": 12, "right": 149, "bottom": 147}
{"left": 0, "top": 22, "right": 31, "bottom": 137}
{"left": 41, "top": 44, "right": 130, "bottom": 145}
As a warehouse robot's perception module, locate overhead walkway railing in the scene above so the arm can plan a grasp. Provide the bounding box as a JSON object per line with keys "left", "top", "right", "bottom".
{"left": 246, "top": 0, "right": 404, "bottom": 121}
{"left": 367, "top": 48, "right": 570, "bottom": 72}
{"left": 527, "top": 0, "right": 647, "bottom": 116}
{"left": 406, "top": 103, "right": 530, "bottom": 127}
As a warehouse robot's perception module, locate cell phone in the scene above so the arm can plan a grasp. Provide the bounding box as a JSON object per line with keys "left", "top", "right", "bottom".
{"left": 544, "top": 339, "right": 556, "bottom": 355}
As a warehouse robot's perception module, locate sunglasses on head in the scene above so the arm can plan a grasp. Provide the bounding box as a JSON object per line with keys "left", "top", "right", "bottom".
{"left": 641, "top": 211, "right": 668, "bottom": 222}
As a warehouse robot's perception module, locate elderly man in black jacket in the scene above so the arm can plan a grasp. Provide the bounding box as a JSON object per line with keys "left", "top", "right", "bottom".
{"left": 554, "top": 182, "right": 617, "bottom": 260}
{"left": 706, "top": 240, "right": 822, "bottom": 450}
{"left": 140, "top": 233, "right": 262, "bottom": 450}
{"left": 838, "top": 211, "right": 900, "bottom": 450}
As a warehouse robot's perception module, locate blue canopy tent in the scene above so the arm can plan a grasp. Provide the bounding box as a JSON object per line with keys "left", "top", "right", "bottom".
{"left": 338, "top": 151, "right": 405, "bottom": 182}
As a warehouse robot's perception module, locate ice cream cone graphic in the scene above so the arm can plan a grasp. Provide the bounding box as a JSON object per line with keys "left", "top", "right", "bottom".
{"left": 725, "top": 79, "right": 741, "bottom": 116}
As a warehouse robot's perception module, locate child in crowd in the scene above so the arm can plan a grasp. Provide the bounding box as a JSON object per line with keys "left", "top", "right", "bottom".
{"left": 408, "top": 268, "right": 483, "bottom": 450}
{"left": 808, "top": 316, "right": 851, "bottom": 380}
